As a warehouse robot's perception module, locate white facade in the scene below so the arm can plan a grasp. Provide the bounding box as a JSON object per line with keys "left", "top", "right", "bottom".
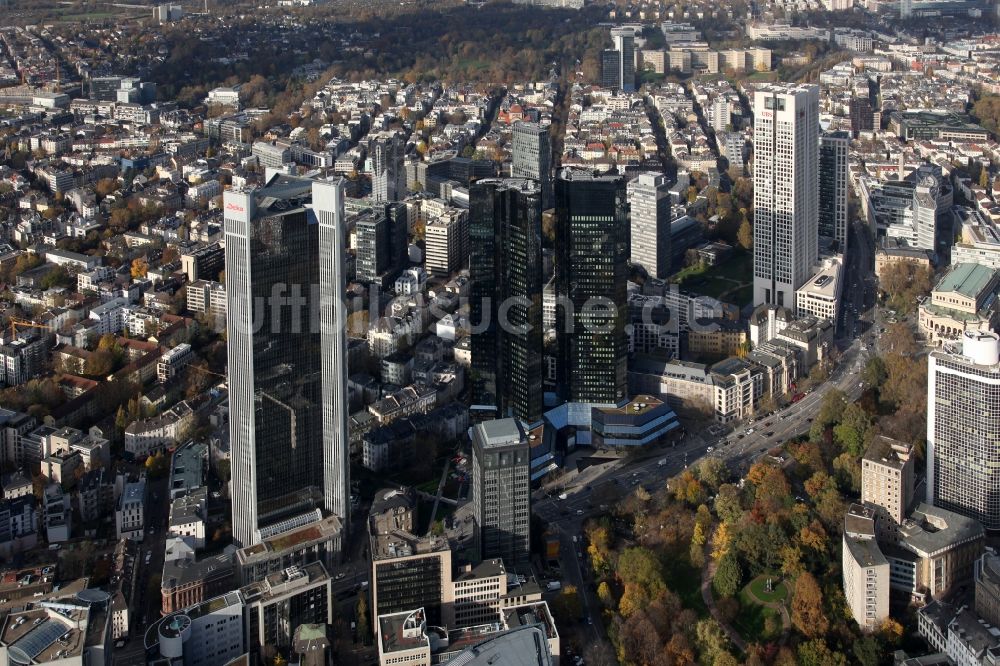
{"left": 627, "top": 173, "right": 672, "bottom": 280}
{"left": 116, "top": 480, "right": 145, "bottom": 541}
{"left": 928, "top": 331, "right": 1000, "bottom": 530}
{"left": 752, "top": 84, "right": 819, "bottom": 308}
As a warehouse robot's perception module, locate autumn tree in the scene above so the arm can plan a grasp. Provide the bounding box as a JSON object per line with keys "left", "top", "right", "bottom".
{"left": 878, "top": 261, "right": 933, "bottom": 313}
{"left": 791, "top": 572, "right": 828, "bottom": 638}
{"left": 737, "top": 220, "right": 752, "bottom": 250}
{"left": 131, "top": 257, "right": 149, "bottom": 279}
{"left": 597, "top": 581, "right": 614, "bottom": 608}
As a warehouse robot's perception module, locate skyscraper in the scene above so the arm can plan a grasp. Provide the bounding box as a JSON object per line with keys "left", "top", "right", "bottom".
{"left": 849, "top": 96, "right": 874, "bottom": 137}
{"left": 555, "top": 170, "right": 628, "bottom": 406}
{"left": 471, "top": 418, "right": 531, "bottom": 568}
{"left": 627, "top": 173, "right": 672, "bottom": 280}
{"left": 819, "top": 131, "right": 850, "bottom": 252}
{"left": 470, "top": 178, "right": 544, "bottom": 425}
{"left": 752, "top": 84, "right": 820, "bottom": 308}
{"left": 601, "top": 50, "right": 621, "bottom": 89}
{"left": 928, "top": 331, "right": 1000, "bottom": 530}
{"left": 353, "top": 203, "right": 409, "bottom": 288}
{"left": 225, "top": 175, "right": 348, "bottom": 547}
{"left": 315, "top": 180, "right": 350, "bottom": 529}
{"left": 611, "top": 27, "right": 636, "bottom": 92}
{"left": 510, "top": 122, "right": 552, "bottom": 211}
{"left": 370, "top": 132, "right": 405, "bottom": 203}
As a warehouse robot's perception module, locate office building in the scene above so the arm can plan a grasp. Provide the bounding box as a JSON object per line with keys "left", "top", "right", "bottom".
{"left": 146, "top": 562, "right": 335, "bottom": 666}
{"left": 861, "top": 436, "right": 915, "bottom": 543}
{"left": 0, "top": 591, "right": 113, "bottom": 666}
{"left": 470, "top": 179, "right": 545, "bottom": 424}
{"left": 369, "top": 488, "right": 453, "bottom": 628}
{"left": 890, "top": 503, "right": 983, "bottom": 600}
{"left": 842, "top": 505, "right": 890, "bottom": 631}
{"left": 242, "top": 562, "right": 334, "bottom": 661}
{"left": 424, "top": 210, "right": 469, "bottom": 277}
{"left": 472, "top": 419, "right": 531, "bottom": 568}
{"left": 850, "top": 96, "right": 875, "bottom": 136}
{"left": 928, "top": 331, "right": 1000, "bottom": 530}
{"left": 224, "top": 176, "right": 349, "bottom": 547}
{"left": 794, "top": 257, "right": 842, "bottom": 323}
{"left": 610, "top": 27, "right": 636, "bottom": 92}
{"left": 354, "top": 204, "right": 408, "bottom": 289}
{"left": 627, "top": 173, "right": 672, "bottom": 280}
{"left": 555, "top": 170, "right": 628, "bottom": 406}
{"left": 376, "top": 605, "right": 558, "bottom": 666}
{"left": 371, "top": 132, "right": 406, "bottom": 203}
{"left": 511, "top": 122, "right": 552, "bottom": 210}
{"left": 752, "top": 84, "right": 820, "bottom": 308}
{"left": 601, "top": 50, "right": 621, "bottom": 89}
{"left": 819, "top": 131, "right": 850, "bottom": 252}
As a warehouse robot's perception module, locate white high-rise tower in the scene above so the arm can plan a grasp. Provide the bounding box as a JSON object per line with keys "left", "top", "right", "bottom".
{"left": 928, "top": 331, "right": 1000, "bottom": 529}
{"left": 752, "top": 84, "right": 820, "bottom": 308}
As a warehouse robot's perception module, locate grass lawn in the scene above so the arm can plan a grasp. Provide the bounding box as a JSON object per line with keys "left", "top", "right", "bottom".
{"left": 732, "top": 586, "right": 782, "bottom": 642}
{"left": 747, "top": 574, "right": 788, "bottom": 604}
{"left": 671, "top": 251, "right": 754, "bottom": 306}
{"left": 665, "top": 559, "right": 708, "bottom": 617}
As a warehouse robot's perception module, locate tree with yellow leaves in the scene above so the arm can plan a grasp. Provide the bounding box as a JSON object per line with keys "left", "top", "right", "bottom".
{"left": 711, "top": 522, "right": 731, "bottom": 560}
{"left": 597, "top": 581, "right": 614, "bottom": 608}
{"left": 130, "top": 257, "right": 148, "bottom": 279}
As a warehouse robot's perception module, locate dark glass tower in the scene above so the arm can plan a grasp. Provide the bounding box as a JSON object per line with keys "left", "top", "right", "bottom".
{"left": 555, "top": 170, "right": 628, "bottom": 405}
{"left": 511, "top": 122, "right": 552, "bottom": 211}
{"left": 819, "top": 131, "right": 849, "bottom": 252}
{"left": 470, "top": 178, "right": 544, "bottom": 424}
{"left": 225, "top": 175, "right": 348, "bottom": 547}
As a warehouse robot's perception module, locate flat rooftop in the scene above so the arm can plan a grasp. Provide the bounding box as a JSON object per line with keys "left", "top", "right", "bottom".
{"left": 898, "top": 503, "right": 984, "bottom": 557}
{"left": 473, "top": 418, "right": 525, "bottom": 450}
{"left": 797, "top": 262, "right": 841, "bottom": 300}
{"left": 862, "top": 435, "right": 912, "bottom": 471}
{"left": 379, "top": 609, "right": 431, "bottom": 655}
{"left": 595, "top": 395, "right": 664, "bottom": 417}
{"left": 844, "top": 533, "right": 887, "bottom": 569}
{"left": 372, "top": 530, "right": 450, "bottom": 561}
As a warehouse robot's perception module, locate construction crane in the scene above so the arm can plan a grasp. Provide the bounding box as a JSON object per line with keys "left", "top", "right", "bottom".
{"left": 7, "top": 317, "right": 54, "bottom": 340}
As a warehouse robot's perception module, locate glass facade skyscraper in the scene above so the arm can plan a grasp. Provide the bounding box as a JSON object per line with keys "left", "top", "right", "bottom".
{"left": 510, "top": 122, "right": 552, "bottom": 211}
{"left": 819, "top": 131, "right": 849, "bottom": 252}
{"left": 470, "top": 178, "right": 544, "bottom": 425}
{"left": 225, "top": 175, "right": 349, "bottom": 547}
{"left": 554, "top": 170, "right": 628, "bottom": 406}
